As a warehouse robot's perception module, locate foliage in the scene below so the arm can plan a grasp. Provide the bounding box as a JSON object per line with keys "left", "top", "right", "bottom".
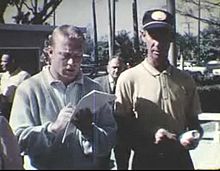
{"left": 0, "top": 0, "right": 15, "bottom": 23}
{"left": 176, "top": 32, "right": 198, "bottom": 61}
{"left": 176, "top": 25, "right": 220, "bottom": 63}
{"left": 200, "top": 24, "right": 220, "bottom": 62}
{"left": 177, "top": 0, "right": 220, "bottom": 27}
{"left": 0, "top": 0, "right": 62, "bottom": 24}
{"left": 93, "top": 30, "right": 143, "bottom": 67}
{"left": 176, "top": 0, "right": 220, "bottom": 63}
{"left": 115, "top": 30, "right": 135, "bottom": 64}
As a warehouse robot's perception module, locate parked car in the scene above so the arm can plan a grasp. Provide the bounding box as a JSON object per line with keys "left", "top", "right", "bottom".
{"left": 81, "top": 54, "right": 97, "bottom": 76}
{"left": 206, "top": 60, "right": 220, "bottom": 76}
{"left": 81, "top": 54, "right": 107, "bottom": 78}
{"left": 177, "top": 61, "right": 207, "bottom": 75}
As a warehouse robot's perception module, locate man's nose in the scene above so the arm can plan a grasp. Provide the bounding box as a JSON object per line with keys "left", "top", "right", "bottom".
{"left": 153, "top": 40, "right": 160, "bottom": 47}
{"left": 114, "top": 68, "right": 119, "bottom": 72}
{"left": 67, "top": 58, "right": 74, "bottom": 65}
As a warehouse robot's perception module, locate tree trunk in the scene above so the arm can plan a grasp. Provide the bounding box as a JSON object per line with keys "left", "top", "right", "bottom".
{"left": 92, "top": 0, "right": 98, "bottom": 65}
{"left": 0, "top": 0, "right": 8, "bottom": 23}
{"left": 132, "top": 0, "right": 140, "bottom": 57}
{"left": 167, "top": 0, "right": 177, "bottom": 66}
{"left": 112, "top": 0, "right": 116, "bottom": 55}
{"left": 108, "top": 0, "right": 113, "bottom": 59}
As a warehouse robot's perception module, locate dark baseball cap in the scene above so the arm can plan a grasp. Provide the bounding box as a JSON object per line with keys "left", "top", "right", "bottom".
{"left": 142, "top": 9, "right": 174, "bottom": 31}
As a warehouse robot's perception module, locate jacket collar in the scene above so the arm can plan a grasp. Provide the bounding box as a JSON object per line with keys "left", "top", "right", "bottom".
{"left": 142, "top": 59, "right": 172, "bottom": 77}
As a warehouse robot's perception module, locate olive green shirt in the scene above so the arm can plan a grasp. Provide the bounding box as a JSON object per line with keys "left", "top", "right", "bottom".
{"left": 115, "top": 60, "right": 202, "bottom": 136}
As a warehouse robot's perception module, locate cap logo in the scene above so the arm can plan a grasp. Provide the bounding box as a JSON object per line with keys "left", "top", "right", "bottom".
{"left": 151, "top": 11, "right": 167, "bottom": 21}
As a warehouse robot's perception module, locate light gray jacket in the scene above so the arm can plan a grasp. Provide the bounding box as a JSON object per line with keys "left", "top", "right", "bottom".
{"left": 9, "top": 69, "right": 117, "bottom": 170}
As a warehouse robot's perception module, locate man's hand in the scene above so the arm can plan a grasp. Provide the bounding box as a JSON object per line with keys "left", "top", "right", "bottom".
{"left": 48, "top": 103, "right": 74, "bottom": 134}
{"left": 154, "top": 128, "right": 177, "bottom": 144}
{"left": 71, "top": 108, "right": 93, "bottom": 136}
{"left": 179, "top": 130, "right": 201, "bottom": 150}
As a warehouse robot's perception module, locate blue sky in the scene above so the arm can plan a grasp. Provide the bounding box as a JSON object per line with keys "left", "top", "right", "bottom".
{"left": 5, "top": 0, "right": 203, "bottom": 39}
{"left": 54, "top": 0, "right": 167, "bottom": 37}
{"left": 54, "top": 0, "right": 170, "bottom": 38}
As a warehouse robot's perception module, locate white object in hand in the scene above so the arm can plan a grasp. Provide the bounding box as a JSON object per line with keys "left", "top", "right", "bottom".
{"left": 179, "top": 130, "right": 200, "bottom": 141}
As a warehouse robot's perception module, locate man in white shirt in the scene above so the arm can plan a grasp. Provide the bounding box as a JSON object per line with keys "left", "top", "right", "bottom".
{"left": 0, "top": 53, "right": 30, "bottom": 120}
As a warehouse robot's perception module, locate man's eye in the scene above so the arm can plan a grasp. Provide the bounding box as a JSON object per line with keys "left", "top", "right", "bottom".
{"left": 75, "top": 56, "right": 81, "bottom": 59}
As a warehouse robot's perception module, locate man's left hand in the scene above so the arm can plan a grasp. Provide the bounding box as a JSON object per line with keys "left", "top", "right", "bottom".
{"left": 72, "top": 108, "right": 93, "bottom": 136}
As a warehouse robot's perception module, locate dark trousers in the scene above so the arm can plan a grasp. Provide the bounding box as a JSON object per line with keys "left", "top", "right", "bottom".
{"left": 114, "top": 141, "right": 132, "bottom": 170}
{"left": 95, "top": 153, "right": 112, "bottom": 170}
{"left": 0, "top": 102, "right": 12, "bottom": 121}
{"left": 132, "top": 141, "right": 194, "bottom": 170}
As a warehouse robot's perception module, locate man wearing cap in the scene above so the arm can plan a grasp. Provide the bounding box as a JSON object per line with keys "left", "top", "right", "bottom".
{"left": 114, "top": 9, "right": 203, "bottom": 169}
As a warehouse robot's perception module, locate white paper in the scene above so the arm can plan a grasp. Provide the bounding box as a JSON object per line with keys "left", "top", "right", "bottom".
{"left": 62, "top": 90, "right": 116, "bottom": 143}
{"left": 73, "top": 89, "right": 116, "bottom": 116}
{"left": 179, "top": 130, "right": 201, "bottom": 141}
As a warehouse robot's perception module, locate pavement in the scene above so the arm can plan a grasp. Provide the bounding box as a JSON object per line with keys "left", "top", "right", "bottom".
{"left": 190, "top": 122, "right": 220, "bottom": 170}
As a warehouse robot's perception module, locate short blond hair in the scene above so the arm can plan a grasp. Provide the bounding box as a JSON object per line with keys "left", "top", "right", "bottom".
{"left": 50, "top": 25, "right": 85, "bottom": 47}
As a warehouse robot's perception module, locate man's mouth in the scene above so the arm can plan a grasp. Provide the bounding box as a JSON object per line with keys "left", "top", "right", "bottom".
{"left": 153, "top": 50, "right": 160, "bottom": 56}
{"left": 65, "top": 69, "right": 75, "bottom": 74}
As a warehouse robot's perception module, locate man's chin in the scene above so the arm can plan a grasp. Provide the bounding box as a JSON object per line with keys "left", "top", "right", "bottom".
{"left": 62, "top": 73, "right": 76, "bottom": 81}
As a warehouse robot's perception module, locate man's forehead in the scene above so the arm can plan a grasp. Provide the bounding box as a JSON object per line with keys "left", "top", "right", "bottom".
{"left": 54, "top": 38, "right": 84, "bottom": 50}
{"left": 146, "top": 27, "right": 172, "bottom": 35}
{"left": 1, "top": 54, "right": 10, "bottom": 61}
{"left": 109, "top": 59, "right": 124, "bottom": 67}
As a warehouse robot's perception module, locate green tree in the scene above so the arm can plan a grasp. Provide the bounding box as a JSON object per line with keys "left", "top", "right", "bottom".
{"left": 115, "top": 30, "right": 136, "bottom": 64}
{"left": 200, "top": 24, "right": 220, "bottom": 62}
{"left": 0, "top": 0, "right": 62, "bottom": 24}
{"left": 0, "top": 0, "right": 14, "bottom": 23}
{"left": 176, "top": 0, "right": 220, "bottom": 62}
{"left": 176, "top": 33, "right": 198, "bottom": 61}
{"left": 177, "top": 0, "right": 220, "bottom": 27}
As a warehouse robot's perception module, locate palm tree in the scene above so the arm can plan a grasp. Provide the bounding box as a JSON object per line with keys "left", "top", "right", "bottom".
{"left": 166, "top": 0, "right": 177, "bottom": 66}
{"left": 108, "top": 0, "right": 113, "bottom": 59}
{"left": 92, "top": 0, "right": 98, "bottom": 64}
{"left": 132, "top": 0, "right": 140, "bottom": 57}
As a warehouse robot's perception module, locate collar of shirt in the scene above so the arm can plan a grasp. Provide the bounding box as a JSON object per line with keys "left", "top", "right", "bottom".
{"left": 108, "top": 74, "right": 116, "bottom": 90}
{"left": 108, "top": 74, "right": 115, "bottom": 85}
{"left": 4, "top": 67, "right": 22, "bottom": 78}
{"left": 44, "top": 66, "right": 84, "bottom": 86}
{"left": 142, "top": 60, "right": 172, "bottom": 77}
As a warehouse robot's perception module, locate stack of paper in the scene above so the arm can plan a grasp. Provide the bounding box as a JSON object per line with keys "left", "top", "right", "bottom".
{"left": 62, "top": 90, "right": 116, "bottom": 143}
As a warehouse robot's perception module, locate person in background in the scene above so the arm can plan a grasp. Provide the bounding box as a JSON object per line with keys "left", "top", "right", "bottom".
{"left": 0, "top": 53, "right": 30, "bottom": 120}
{"left": 114, "top": 9, "right": 203, "bottom": 169}
{"left": 94, "top": 52, "right": 125, "bottom": 169}
{"left": 9, "top": 25, "right": 117, "bottom": 170}
{"left": 94, "top": 52, "right": 125, "bottom": 94}
{"left": 0, "top": 116, "right": 23, "bottom": 170}
{"left": 40, "top": 34, "right": 52, "bottom": 70}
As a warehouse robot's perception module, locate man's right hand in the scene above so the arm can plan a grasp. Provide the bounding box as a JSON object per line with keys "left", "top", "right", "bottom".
{"left": 48, "top": 103, "right": 74, "bottom": 134}
{"left": 154, "top": 128, "right": 177, "bottom": 144}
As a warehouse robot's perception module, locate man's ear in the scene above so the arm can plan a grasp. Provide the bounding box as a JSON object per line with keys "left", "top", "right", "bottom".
{"left": 47, "top": 46, "right": 53, "bottom": 55}
{"left": 140, "top": 30, "right": 147, "bottom": 42}
{"left": 140, "top": 30, "right": 145, "bottom": 37}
